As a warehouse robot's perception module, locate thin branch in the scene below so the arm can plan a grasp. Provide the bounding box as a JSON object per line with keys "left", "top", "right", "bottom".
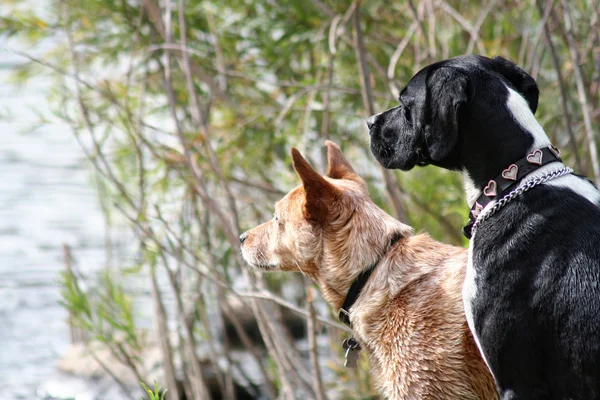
{"left": 387, "top": 21, "right": 419, "bottom": 98}
{"left": 519, "top": 0, "right": 537, "bottom": 67}
{"left": 406, "top": 0, "right": 433, "bottom": 59}
{"left": 161, "top": 30, "right": 239, "bottom": 250}
{"left": 236, "top": 291, "right": 351, "bottom": 333}
{"left": 328, "top": 14, "right": 343, "bottom": 55}
{"left": 353, "top": 8, "right": 375, "bottom": 115}
{"left": 220, "top": 299, "right": 279, "bottom": 399}
{"left": 177, "top": 0, "right": 241, "bottom": 233}
{"left": 90, "top": 350, "right": 137, "bottom": 400}
{"left": 275, "top": 87, "right": 312, "bottom": 127}
{"left": 536, "top": 0, "right": 584, "bottom": 172}
{"left": 306, "top": 285, "right": 328, "bottom": 400}
{"left": 148, "top": 257, "right": 183, "bottom": 400}
{"left": 159, "top": 249, "right": 213, "bottom": 400}
{"left": 143, "top": 43, "right": 381, "bottom": 96}
{"left": 303, "top": 68, "right": 323, "bottom": 145}
{"left": 403, "top": 187, "right": 465, "bottom": 245}
{"left": 140, "top": 0, "right": 231, "bottom": 104}
{"left": 526, "top": 0, "right": 554, "bottom": 72}
{"left": 435, "top": 0, "right": 486, "bottom": 54}
{"left": 206, "top": 12, "right": 227, "bottom": 91}
{"left": 199, "top": 202, "right": 277, "bottom": 399}
{"left": 320, "top": 52, "right": 335, "bottom": 168}
{"left": 352, "top": 3, "right": 408, "bottom": 222}
{"left": 561, "top": 0, "right": 600, "bottom": 184}
{"left": 229, "top": 176, "right": 287, "bottom": 197}
{"left": 251, "top": 302, "right": 297, "bottom": 400}
{"left": 466, "top": 0, "right": 498, "bottom": 54}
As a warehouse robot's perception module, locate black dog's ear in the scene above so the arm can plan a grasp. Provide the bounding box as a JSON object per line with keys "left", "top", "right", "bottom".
{"left": 491, "top": 56, "right": 539, "bottom": 114}
{"left": 418, "top": 67, "right": 470, "bottom": 163}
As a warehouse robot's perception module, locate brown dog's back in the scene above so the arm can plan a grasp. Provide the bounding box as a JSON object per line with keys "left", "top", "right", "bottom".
{"left": 352, "top": 235, "right": 498, "bottom": 399}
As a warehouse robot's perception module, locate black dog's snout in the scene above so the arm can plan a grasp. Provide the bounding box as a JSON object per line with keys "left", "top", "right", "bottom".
{"left": 367, "top": 114, "right": 378, "bottom": 129}
{"left": 239, "top": 231, "right": 248, "bottom": 244}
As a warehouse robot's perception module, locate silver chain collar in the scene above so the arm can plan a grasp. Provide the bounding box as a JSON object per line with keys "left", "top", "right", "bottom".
{"left": 472, "top": 166, "right": 574, "bottom": 234}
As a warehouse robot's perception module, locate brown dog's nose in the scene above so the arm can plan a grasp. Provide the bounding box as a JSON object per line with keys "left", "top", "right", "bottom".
{"left": 239, "top": 231, "right": 248, "bottom": 244}
{"left": 367, "top": 114, "right": 378, "bottom": 129}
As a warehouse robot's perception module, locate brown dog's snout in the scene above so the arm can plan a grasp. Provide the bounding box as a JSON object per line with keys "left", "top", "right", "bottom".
{"left": 239, "top": 231, "right": 248, "bottom": 244}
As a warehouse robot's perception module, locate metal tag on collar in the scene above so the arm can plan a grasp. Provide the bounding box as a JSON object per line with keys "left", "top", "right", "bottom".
{"left": 345, "top": 347, "right": 359, "bottom": 368}
{"left": 343, "top": 337, "right": 360, "bottom": 368}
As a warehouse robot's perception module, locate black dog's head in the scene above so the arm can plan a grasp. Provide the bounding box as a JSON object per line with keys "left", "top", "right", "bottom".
{"left": 368, "top": 55, "right": 540, "bottom": 177}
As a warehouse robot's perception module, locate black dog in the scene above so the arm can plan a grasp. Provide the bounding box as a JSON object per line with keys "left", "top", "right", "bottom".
{"left": 369, "top": 55, "right": 600, "bottom": 399}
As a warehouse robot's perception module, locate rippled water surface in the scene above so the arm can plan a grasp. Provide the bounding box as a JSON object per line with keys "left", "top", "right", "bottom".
{"left": 0, "top": 43, "right": 117, "bottom": 399}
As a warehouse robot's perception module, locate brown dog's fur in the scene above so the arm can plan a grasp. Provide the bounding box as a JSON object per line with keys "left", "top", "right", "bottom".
{"left": 240, "top": 141, "right": 498, "bottom": 399}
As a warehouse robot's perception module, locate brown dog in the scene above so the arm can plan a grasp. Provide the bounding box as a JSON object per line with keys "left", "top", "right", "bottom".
{"left": 240, "top": 141, "right": 497, "bottom": 400}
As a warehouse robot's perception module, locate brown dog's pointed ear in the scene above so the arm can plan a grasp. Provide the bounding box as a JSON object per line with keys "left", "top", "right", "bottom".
{"left": 324, "top": 141, "right": 367, "bottom": 189}
{"left": 291, "top": 148, "right": 338, "bottom": 222}
{"left": 325, "top": 141, "right": 357, "bottom": 179}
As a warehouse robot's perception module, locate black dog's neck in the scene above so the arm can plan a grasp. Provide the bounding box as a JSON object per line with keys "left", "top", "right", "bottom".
{"left": 461, "top": 144, "right": 563, "bottom": 238}
{"left": 454, "top": 118, "right": 538, "bottom": 192}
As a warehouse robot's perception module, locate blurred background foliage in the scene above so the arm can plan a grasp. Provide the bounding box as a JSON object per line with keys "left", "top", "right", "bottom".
{"left": 1, "top": 0, "right": 598, "bottom": 399}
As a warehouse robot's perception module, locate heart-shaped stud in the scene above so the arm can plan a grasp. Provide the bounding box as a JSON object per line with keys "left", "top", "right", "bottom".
{"left": 502, "top": 164, "right": 519, "bottom": 181}
{"left": 471, "top": 202, "right": 483, "bottom": 218}
{"left": 483, "top": 180, "right": 497, "bottom": 197}
{"left": 549, "top": 144, "right": 561, "bottom": 158}
{"left": 527, "top": 149, "right": 543, "bottom": 165}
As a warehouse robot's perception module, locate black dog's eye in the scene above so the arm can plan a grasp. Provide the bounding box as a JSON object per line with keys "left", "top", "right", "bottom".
{"left": 403, "top": 104, "right": 412, "bottom": 122}
{"left": 399, "top": 92, "right": 412, "bottom": 123}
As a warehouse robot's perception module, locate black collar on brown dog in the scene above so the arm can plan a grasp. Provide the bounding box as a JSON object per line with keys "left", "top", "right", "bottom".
{"left": 462, "top": 145, "right": 562, "bottom": 239}
{"left": 338, "top": 232, "right": 403, "bottom": 328}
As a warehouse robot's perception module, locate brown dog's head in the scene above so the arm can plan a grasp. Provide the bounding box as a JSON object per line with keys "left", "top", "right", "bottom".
{"left": 240, "top": 141, "right": 412, "bottom": 290}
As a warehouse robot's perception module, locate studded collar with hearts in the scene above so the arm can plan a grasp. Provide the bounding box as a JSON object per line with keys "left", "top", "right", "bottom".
{"left": 462, "top": 145, "right": 563, "bottom": 239}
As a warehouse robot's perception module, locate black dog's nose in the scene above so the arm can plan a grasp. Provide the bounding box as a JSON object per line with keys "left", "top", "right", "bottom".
{"left": 367, "top": 115, "right": 378, "bottom": 129}
{"left": 239, "top": 232, "right": 248, "bottom": 244}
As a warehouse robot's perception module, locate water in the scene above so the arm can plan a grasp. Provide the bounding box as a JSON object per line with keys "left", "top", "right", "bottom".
{"left": 0, "top": 29, "right": 336, "bottom": 400}
{"left": 0, "top": 43, "right": 114, "bottom": 398}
